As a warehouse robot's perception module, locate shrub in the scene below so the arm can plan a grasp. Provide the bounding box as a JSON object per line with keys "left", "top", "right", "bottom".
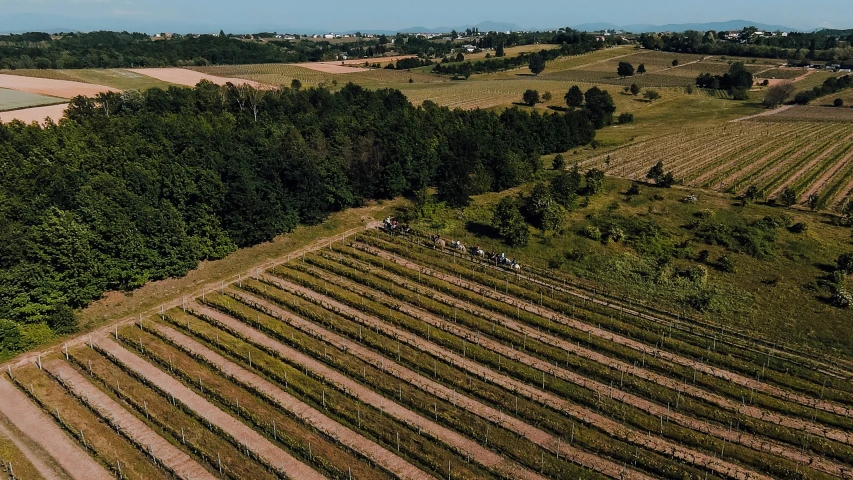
{"left": 834, "top": 98, "right": 844, "bottom": 107}
{"left": 583, "top": 225, "right": 602, "bottom": 241}
{"left": 618, "top": 112, "right": 635, "bottom": 124}
{"left": 830, "top": 288, "right": 852, "bottom": 309}
{"left": 732, "top": 88, "right": 750, "bottom": 100}
{"left": 552, "top": 153, "right": 565, "bottom": 170}
{"left": 789, "top": 222, "right": 808, "bottom": 233}
{"left": 685, "top": 84, "right": 695, "bottom": 94}
{"left": 605, "top": 226, "right": 626, "bottom": 243}
{"left": 626, "top": 183, "right": 640, "bottom": 196}
{"left": 838, "top": 253, "right": 853, "bottom": 275}
{"left": 697, "top": 249, "right": 710, "bottom": 263}
{"left": 718, "top": 255, "right": 736, "bottom": 272}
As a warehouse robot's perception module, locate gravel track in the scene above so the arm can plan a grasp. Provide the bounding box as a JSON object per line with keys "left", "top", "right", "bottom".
{"left": 255, "top": 276, "right": 771, "bottom": 480}
{"left": 361, "top": 243, "right": 853, "bottom": 424}
{"left": 310, "top": 251, "right": 850, "bottom": 478}
{"left": 43, "top": 360, "right": 217, "bottom": 480}
{"left": 0, "top": 377, "right": 112, "bottom": 480}
{"left": 93, "top": 336, "right": 325, "bottom": 480}
{"left": 217, "top": 291, "right": 649, "bottom": 480}
{"left": 151, "top": 321, "right": 435, "bottom": 480}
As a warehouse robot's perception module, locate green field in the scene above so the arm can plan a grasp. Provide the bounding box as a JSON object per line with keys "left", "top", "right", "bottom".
{"left": 0, "top": 87, "right": 64, "bottom": 111}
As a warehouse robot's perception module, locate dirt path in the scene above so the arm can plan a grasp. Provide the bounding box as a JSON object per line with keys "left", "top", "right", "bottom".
{"left": 92, "top": 336, "right": 325, "bottom": 480}
{"left": 314, "top": 251, "right": 850, "bottom": 477}
{"left": 361, "top": 243, "right": 853, "bottom": 425}
{"left": 215, "top": 293, "right": 650, "bottom": 480}
{"left": 149, "top": 322, "right": 432, "bottom": 480}
{"left": 730, "top": 104, "right": 795, "bottom": 123}
{"left": 43, "top": 361, "right": 217, "bottom": 480}
{"left": 0, "top": 409, "right": 68, "bottom": 480}
{"left": 160, "top": 317, "right": 541, "bottom": 480}
{"left": 252, "top": 278, "right": 770, "bottom": 480}
{"left": 767, "top": 132, "right": 853, "bottom": 199}
{"left": 0, "top": 377, "right": 112, "bottom": 480}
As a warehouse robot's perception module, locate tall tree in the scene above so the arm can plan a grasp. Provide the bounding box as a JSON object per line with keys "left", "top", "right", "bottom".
{"left": 565, "top": 85, "right": 584, "bottom": 108}
{"left": 617, "top": 61, "right": 635, "bottom": 77}
{"left": 492, "top": 197, "right": 529, "bottom": 246}
{"left": 529, "top": 53, "right": 546, "bottom": 76}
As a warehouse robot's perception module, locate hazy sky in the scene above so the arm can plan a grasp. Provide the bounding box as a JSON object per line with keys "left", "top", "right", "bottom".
{"left": 2, "top": 0, "right": 852, "bottom": 31}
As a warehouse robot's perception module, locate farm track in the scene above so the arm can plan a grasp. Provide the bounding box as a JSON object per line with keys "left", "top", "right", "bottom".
{"left": 0, "top": 377, "right": 112, "bottom": 480}
{"left": 357, "top": 241, "right": 853, "bottom": 425}
{"left": 166, "top": 311, "right": 545, "bottom": 480}
{"left": 92, "top": 336, "right": 326, "bottom": 480}
{"left": 255, "top": 275, "right": 776, "bottom": 480}
{"left": 43, "top": 361, "right": 216, "bottom": 480}
{"left": 309, "top": 248, "right": 851, "bottom": 478}
{"left": 216, "top": 289, "right": 654, "bottom": 480}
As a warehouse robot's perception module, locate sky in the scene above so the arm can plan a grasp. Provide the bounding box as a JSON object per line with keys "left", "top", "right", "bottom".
{"left": 1, "top": 0, "right": 852, "bottom": 32}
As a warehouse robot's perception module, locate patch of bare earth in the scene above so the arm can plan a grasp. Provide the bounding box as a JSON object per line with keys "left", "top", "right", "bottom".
{"left": 0, "top": 103, "right": 68, "bottom": 124}
{"left": 127, "top": 68, "right": 270, "bottom": 88}
{"left": 0, "top": 74, "right": 117, "bottom": 98}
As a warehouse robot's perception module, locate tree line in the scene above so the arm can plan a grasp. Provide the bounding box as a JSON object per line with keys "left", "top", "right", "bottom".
{"left": 639, "top": 29, "right": 853, "bottom": 62}
{"left": 432, "top": 41, "right": 597, "bottom": 78}
{"left": 0, "top": 81, "right": 601, "bottom": 358}
{"left": 0, "top": 31, "right": 384, "bottom": 69}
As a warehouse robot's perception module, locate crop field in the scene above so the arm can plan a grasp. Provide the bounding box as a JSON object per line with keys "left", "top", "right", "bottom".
{"left": 583, "top": 120, "right": 853, "bottom": 209}
{"left": 0, "top": 87, "right": 64, "bottom": 111}
{"left": 4, "top": 226, "right": 852, "bottom": 479}
{"left": 0, "top": 68, "right": 174, "bottom": 91}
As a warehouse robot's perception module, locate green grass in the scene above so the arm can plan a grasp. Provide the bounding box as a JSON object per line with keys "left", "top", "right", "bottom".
{"left": 0, "top": 87, "right": 64, "bottom": 111}
{"left": 401, "top": 177, "right": 853, "bottom": 359}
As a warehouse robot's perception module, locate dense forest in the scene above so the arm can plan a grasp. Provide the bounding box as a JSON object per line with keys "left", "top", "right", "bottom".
{"left": 0, "top": 31, "right": 382, "bottom": 69}
{"left": 640, "top": 29, "right": 853, "bottom": 62}
{"left": 0, "top": 81, "right": 603, "bottom": 357}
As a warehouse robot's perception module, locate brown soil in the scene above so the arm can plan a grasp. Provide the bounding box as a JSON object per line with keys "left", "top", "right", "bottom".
{"left": 43, "top": 361, "right": 216, "bottom": 480}
{"left": 151, "top": 320, "right": 432, "bottom": 480}
{"left": 0, "top": 103, "right": 68, "bottom": 124}
{"left": 0, "top": 408, "right": 69, "bottom": 480}
{"left": 362, "top": 243, "right": 853, "bottom": 435}
{"left": 93, "top": 336, "right": 325, "bottom": 480}
{"left": 767, "top": 132, "right": 853, "bottom": 199}
{"left": 802, "top": 145, "right": 853, "bottom": 199}
{"left": 178, "top": 308, "right": 544, "bottom": 480}
{"left": 127, "top": 68, "right": 271, "bottom": 88}
{"left": 0, "top": 377, "right": 112, "bottom": 480}
{"left": 318, "top": 251, "right": 847, "bottom": 477}
{"left": 0, "top": 74, "right": 117, "bottom": 98}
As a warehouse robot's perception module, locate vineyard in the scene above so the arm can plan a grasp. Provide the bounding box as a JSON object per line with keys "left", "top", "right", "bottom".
{"left": 2, "top": 227, "right": 852, "bottom": 479}
{"left": 583, "top": 120, "right": 853, "bottom": 210}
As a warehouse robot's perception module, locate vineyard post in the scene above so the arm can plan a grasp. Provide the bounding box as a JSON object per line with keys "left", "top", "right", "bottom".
{"left": 273, "top": 420, "right": 277, "bottom": 440}
{"left": 37, "top": 354, "right": 41, "bottom": 370}
{"left": 64, "top": 344, "right": 68, "bottom": 360}
{"left": 217, "top": 453, "right": 222, "bottom": 474}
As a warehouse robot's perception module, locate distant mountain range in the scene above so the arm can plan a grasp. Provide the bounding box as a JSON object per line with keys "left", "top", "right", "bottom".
{"left": 0, "top": 15, "right": 811, "bottom": 36}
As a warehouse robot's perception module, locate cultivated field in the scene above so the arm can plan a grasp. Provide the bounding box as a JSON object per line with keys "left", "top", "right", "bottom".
{"left": 0, "top": 73, "right": 117, "bottom": 98}
{"left": 0, "top": 68, "right": 175, "bottom": 91}
{"left": 128, "top": 68, "right": 270, "bottom": 88}
{"left": 0, "top": 103, "right": 68, "bottom": 124}
{"left": 0, "top": 87, "right": 64, "bottom": 111}
{"left": 583, "top": 120, "right": 853, "bottom": 209}
{"left": 4, "top": 226, "right": 853, "bottom": 479}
